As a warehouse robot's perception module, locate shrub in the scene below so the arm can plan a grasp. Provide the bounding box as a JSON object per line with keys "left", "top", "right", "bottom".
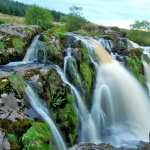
{"left": 25, "top": 5, "right": 53, "bottom": 29}
{"left": 12, "top": 38, "right": 25, "bottom": 54}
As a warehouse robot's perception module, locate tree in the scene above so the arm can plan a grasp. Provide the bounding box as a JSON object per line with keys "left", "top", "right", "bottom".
{"left": 61, "top": 6, "right": 86, "bottom": 31}
{"left": 130, "top": 20, "right": 150, "bottom": 30}
{"left": 25, "top": 5, "right": 53, "bottom": 29}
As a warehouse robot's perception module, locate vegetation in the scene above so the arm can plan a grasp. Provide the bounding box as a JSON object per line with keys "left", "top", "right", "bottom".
{"left": 0, "top": 0, "right": 27, "bottom": 16}
{"left": 25, "top": 5, "right": 53, "bottom": 29}
{"left": 0, "top": 13, "right": 25, "bottom": 24}
{"left": 130, "top": 20, "right": 150, "bottom": 30}
{"left": 61, "top": 6, "right": 86, "bottom": 31}
{"left": 22, "top": 122, "right": 53, "bottom": 150}
{"left": 127, "top": 29, "right": 150, "bottom": 46}
{"left": 125, "top": 48, "right": 145, "bottom": 85}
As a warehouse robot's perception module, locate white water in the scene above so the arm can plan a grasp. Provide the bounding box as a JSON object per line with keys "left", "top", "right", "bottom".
{"left": 25, "top": 84, "right": 67, "bottom": 150}
{"left": 4, "top": 32, "right": 150, "bottom": 148}
{"left": 72, "top": 35, "right": 150, "bottom": 147}
{"left": 54, "top": 65, "right": 99, "bottom": 143}
{"left": 23, "top": 35, "right": 40, "bottom": 62}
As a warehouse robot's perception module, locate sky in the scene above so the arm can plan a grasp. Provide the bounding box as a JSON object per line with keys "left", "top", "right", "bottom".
{"left": 14, "top": 0, "right": 150, "bottom": 29}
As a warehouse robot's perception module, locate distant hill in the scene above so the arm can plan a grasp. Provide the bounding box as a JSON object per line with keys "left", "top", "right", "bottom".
{"left": 0, "top": 0, "right": 66, "bottom": 21}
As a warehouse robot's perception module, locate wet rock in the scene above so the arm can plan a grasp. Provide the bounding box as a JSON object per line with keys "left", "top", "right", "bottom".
{"left": 0, "top": 24, "right": 41, "bottom": 65}
{"left": 70, "top": 143, "right": 119, "bottom": 150}
{"left": 70, "top": 143, "right": 150, "bottom": 150}
{"left": 0, "top": 130, "right": 10, "bottom": 150}
{"left": 0, "top": 93, "right": 26, "bottom": 121}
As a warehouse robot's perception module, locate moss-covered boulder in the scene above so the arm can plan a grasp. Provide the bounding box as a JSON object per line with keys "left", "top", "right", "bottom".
{"left": 0, "top": 24, "right": 41, "bottom": 65}
{"left": 125, "top": 48, "right": 145, "bottom": 85}
{"left": 22, "top": 122, "right": 53, "bottom": 150}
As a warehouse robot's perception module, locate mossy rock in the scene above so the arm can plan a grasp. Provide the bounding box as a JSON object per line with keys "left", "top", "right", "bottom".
{"left": 7, "top": 133, "right": 20, "bottom": 150}
{"left": 12, "top": 38, "right": 25, "bottom": 54}
{"left": 0, "top": 119, "right": 32, "bottom": 136}
{"left": 125, "top": 48, "right": 145, "bottom": 86}
{"left": 80, "top": 62, "right": 93, "bottom": 94}
{"left": 22, "top": 122, "right": 54, "bottom": 150}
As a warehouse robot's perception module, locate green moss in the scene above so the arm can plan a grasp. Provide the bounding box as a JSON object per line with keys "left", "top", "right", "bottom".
{"left": 127, "top": 30, "right": 150, "bottom": 46}
{"left": 12, "top": 38, "right": 25, "bottom": 54}
{"left": 7, "top": 133, "right": 20, "bottom": 149}
{"left": 9, "top": 74, "right": 26, "bottom": 92}
{"left": 125, "top": 48, "right": 145, "bottom": 85}
{"left": 54, "top": 92, "right": 78, "bottom": 145}
{"left": 0, "top": 41, "right": 5, "bottom": 50}
{"left": 80, "top": 62, "right": 92, "bottom": 93}
{"left": 22, "top": 122, "right": 53, "bottom": 150}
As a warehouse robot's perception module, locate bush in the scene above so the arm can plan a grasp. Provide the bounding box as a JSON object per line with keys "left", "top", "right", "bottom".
{"left": 25, "top": 5, "right": 53, "bottom": 29}
{"left": 127, "top": 30, "right": 150, "bottom": 46}
{"left": 61, "top": 6, "right": 86, "bottom": 31}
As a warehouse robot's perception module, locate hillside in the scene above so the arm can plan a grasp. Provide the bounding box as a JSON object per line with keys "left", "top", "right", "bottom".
{"left": 0, "top": 13, "right": 25, "bottom": 24}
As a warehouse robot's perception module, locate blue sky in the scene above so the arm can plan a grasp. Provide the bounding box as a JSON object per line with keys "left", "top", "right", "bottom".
{"left": 14, "top": 0, "right": 150, "bottom": 29}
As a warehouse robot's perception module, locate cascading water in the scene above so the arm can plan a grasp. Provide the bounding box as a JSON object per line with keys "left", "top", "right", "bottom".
{"left": 72, "top": 35, "right": 150, "bottom": 147}
{"left": 25, "top": 83, "right": 67, "bottom": 150}
{"left": 54, "top": 49, "right": 99, "bottom": 142}
{"left": 23, "top": 35, "right": 40, "bottom": 62}
{"left": 2, "top": 31, "right": 150, "bottom": 149}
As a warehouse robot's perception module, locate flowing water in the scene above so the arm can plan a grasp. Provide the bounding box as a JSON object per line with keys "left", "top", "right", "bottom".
{"left": 72, "top": 35, "right": 150, "bottom": 147}
{"left": 25, "top": 84, "right": 67, "bottom": 150}
{"left": 1, "top": 32, "right": 150, "bottom": 149}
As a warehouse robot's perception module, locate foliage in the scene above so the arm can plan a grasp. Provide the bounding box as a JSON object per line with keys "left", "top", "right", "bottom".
{"left": 125, "top": 48, "right": 145, "bottom": 85}
{"left": 0, "top": 0, "right": 64, "bottom": 22}
{"left": 0, "top": 0, "right": 27, "bottom": 16}
{"left": 80, "top": 62, "right": 92, "bottom": 93}
{"left": 25, "top": 5, "right": 53, "bottom": 29}
{"left": 7, "top": 134, "right": 20, "bottom": 149}
{"left": 22, "top": 122, "right": 53, "bottom": 150}
{"left": 0, "top": 41, "right": 5, "bottom": 50}
{"left": 12, "top": 38, "right": 25, "bottom": 54}
{"left": 9, "top": 74, "right": 26, "bottom": 96}
{"left": 127, "top": 30, "right": 150, "bottom": 46}
{"left": 61, "top": 6, "right": 86, "bottom": 31}
{"left": 130, "top": 20, "right": 150, "bottom": 30}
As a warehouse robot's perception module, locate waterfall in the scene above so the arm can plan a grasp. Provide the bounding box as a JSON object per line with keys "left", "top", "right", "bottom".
{"left": 54, "top": 61, "right": 99, "bottom": 143}
{"left": 98, "top": 38, "right": 113, "bottom": 53}
{"left": 71, "top": 35, "right": 150, "bottom": 147}
{"left": 25, "top": 83, "right": 67, "bottom": 150}
{"left": 23, "top": 35, "right": 40, "bottom": 62}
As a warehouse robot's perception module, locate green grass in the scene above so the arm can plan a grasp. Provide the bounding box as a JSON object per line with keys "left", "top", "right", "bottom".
{"left": 0, "top": 13, "right": 25, "bottom": 24}
{"left": 127, "top": 29, "right": 150, "bottom": 46}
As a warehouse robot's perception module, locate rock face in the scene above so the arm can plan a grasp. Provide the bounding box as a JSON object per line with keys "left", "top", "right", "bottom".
{"left": 0, "top": 24, "right": 41, "bottom": 65}
{"left": 0, "top": 130, "right": 10, "bottom": 150}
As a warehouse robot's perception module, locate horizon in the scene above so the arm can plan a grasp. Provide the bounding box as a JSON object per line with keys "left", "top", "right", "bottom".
{"left": 14, "top": 0, "right": 150, "bottom": 29}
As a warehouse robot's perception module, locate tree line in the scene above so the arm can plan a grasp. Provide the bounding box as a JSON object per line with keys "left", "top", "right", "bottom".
{"left": 0, "top": 0, "right": 65, "bottom": 21}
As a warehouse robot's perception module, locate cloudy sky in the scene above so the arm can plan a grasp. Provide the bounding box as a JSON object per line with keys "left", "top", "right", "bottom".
{"left": 15, "top": 0, "right": 150, "bottom": 29}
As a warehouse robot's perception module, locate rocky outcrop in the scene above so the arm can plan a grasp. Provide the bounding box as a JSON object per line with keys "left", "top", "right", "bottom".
{"left": 70, "top": 143, "right": 150, "bottom": 150}
{"left": 0, "top": 24, "right": 41, "bottom": 65}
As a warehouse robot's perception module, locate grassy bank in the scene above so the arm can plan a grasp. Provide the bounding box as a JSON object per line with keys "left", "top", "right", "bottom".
{"left": 0, "top": 13, "right": 25, "bottom": 24}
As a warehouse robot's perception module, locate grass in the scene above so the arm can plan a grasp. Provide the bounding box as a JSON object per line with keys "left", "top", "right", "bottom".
{"left": 0, "top": 13, "right": 25, "bottom": 24}
{"left": 127, "top": 29, "right": 150, "bottom": 46}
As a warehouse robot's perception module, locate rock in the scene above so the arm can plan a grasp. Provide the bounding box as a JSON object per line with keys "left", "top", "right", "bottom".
{"left": 70, "top": 143, "right": 150, "bottom": 150}
{"left": 70, "top": 143, "right": 119, "bottom": 150}
{"left": 0, "top": 24, "right": 41, "bottom": 65}
{"left": 0, "top": 93, "right": 26, "bottom": 121}
{"left": 0, "top": 130, "right": 10, "bottom": 150}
